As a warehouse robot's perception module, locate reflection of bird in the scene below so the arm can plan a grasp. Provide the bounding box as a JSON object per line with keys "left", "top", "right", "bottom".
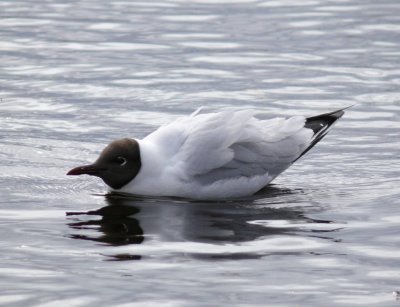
{"left": 67, "top": 200, "right": 144, "bottom": 247}
{"left": 68, "top": 108, "right": 346, "bottom": 199}
{"left": 66, "top": 188, "right": 338, "bottom": 260}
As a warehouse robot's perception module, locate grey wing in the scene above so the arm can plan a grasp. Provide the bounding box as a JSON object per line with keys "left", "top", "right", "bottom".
{"left": 171, "top": 111, "right": 314, "bottom": 187}
{"left": 191, "top": 108, "right": 347, "bottom": 186}
{"left": 176, "top": 108, "right": 345, "bottom": 189}
{"left": 193, "top": 129, "right": 312, "bottom": 185}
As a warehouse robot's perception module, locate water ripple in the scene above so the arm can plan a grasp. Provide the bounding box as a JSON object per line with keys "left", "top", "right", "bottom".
{"left": 1, "top": 0, "right": 400, "bottom": 305}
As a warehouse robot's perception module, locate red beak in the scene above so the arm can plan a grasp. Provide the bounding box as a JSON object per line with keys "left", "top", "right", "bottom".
{"left": 67, "top": 164, "right": 104, "bottom": 176}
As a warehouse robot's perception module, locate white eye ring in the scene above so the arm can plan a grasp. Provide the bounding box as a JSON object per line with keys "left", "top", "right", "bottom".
{"left": 117, "top": 156, "right": 127, "bottom": 166}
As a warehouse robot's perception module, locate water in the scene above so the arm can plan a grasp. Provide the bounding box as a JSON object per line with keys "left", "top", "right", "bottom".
{"left": 1, "top": 0, "right": 400, "bottom": 305}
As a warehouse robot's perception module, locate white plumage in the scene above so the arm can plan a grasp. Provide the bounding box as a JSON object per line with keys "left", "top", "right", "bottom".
{"left": 118, "top": 109, "right": 314, "bottom": 199}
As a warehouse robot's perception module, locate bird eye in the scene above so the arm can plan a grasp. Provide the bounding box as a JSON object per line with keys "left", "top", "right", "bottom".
{"left": 115, "top": 156, "right": 127, "bottom": 166}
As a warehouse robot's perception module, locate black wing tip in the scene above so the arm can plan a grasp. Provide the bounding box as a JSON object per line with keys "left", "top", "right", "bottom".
{"left": 306, "top": 105, "right": 353, "bottom": 122}
{"left": 329, "top": 109, "right": 345, "bottom": 119}
{"left": 322, "top": 104, "right": 354, "bottom": 118}
{"left": 305, "top": 106, "right": 352, "bottom": 134}
{"left": 293, "top": 106, "right": 351, "bottom": 162}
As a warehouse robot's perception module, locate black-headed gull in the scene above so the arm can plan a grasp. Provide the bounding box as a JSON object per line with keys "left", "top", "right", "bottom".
{"left": 68, "top": 108, "right": 345, "bottom": 199}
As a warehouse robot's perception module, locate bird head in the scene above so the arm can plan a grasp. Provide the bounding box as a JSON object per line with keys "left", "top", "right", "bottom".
{"left": 67, "top": 138, "right": 141, "bottom": 189}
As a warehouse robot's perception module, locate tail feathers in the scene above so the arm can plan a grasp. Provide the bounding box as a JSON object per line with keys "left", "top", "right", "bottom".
{"left": 293, "top": 107, "right": 349, "bottom": 162}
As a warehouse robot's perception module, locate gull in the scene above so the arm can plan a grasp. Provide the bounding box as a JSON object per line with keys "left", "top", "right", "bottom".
{"left": 68, "top": 108, "right": 346, "bottom": 199}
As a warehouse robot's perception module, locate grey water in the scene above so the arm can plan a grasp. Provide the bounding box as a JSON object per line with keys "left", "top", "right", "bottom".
{"left": 1, "top": 0, "right": 400, "bottom": 305}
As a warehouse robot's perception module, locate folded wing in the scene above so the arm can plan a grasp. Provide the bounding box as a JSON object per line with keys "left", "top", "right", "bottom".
{"left": 167, "top": 110, "right": 314, "bottom": 185}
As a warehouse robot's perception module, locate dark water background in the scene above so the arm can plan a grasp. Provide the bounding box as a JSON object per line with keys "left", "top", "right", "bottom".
{"left": 1, "top": 0, "right": 400, "bottom": 305}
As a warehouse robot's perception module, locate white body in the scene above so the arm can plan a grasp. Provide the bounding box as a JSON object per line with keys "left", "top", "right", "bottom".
{"left": 117, "top": 109, "right": 313, "bottom": 199}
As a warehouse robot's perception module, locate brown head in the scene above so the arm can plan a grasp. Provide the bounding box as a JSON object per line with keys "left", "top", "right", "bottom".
{"left": 67, "top": 138, "right": 141, "bottom": 189}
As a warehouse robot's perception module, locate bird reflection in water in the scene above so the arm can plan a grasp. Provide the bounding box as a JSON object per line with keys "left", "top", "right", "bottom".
{"left": 66, "top": 186, "right": 338, "bottom": 260}
{"left": 67, "top": 198, "right": 144, "bottom": 245}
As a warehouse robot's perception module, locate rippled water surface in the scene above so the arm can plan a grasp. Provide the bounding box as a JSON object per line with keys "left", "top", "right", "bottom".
{"left": 1, "top": 0, "right": 400, "bottom": 305}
